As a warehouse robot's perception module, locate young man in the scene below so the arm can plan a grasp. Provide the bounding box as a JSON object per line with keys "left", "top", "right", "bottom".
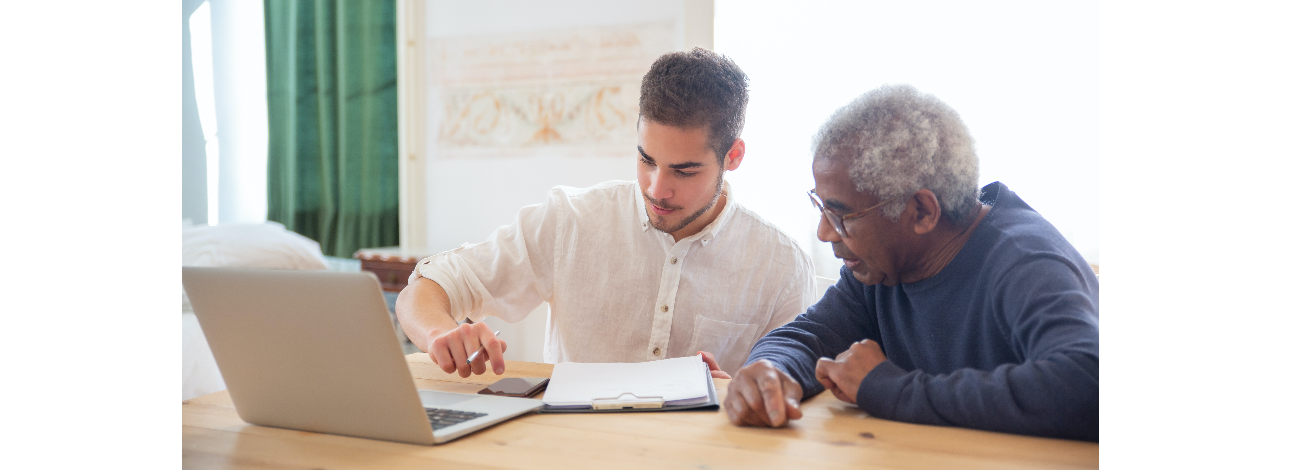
{"left": 725, "top": 85, "right": 1099, "bottom": 441}
{"left": 395, "top": 48, "right": 817, "bottom": 379}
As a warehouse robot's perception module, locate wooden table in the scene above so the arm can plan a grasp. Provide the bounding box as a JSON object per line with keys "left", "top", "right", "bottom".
{"left": 183, "top": 354, "right": 1099, "bottom": 469}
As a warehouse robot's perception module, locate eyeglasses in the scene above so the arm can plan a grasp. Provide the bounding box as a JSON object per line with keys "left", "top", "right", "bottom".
{"left": 808, "top": 189, "right": 901, "bottom": 238}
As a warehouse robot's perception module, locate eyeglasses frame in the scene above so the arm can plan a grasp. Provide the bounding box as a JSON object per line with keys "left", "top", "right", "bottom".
{"left": 808, "top": 189, "right": 903, "bottom": 238}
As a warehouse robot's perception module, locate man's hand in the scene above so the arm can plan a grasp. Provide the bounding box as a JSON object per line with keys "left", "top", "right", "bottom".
{"left": 724, "top": 360, "right": 804, "bottom": 427}
{"left": 697, "top": 351, "right": 732, "bottom": 379}
{"left": 396, "top": 278, "right": 510, "bottom": 378}
{"left": 427, "top": 322, "right": 508, "bottom": 378}
{"left": 814, "top": 339, "right": 887, "bottom": 404}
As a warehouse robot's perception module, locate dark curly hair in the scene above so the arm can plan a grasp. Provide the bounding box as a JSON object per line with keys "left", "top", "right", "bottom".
{"left": 639, "top": 48, "right": 749, "bottom": 164}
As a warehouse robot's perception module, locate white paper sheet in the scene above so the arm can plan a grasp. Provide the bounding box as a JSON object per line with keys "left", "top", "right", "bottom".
{"left": 543, "top": 355, "right": 711, "bottom": 408}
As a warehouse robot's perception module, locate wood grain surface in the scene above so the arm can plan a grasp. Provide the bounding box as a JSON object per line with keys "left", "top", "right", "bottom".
{"left": 182, "top": 354, "right": 1098, "bottom": 469}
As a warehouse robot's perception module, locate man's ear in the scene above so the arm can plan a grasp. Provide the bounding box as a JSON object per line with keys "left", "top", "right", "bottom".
{"left": 910, "top": 189, "right": 942, "bottom": 235}
{"left": 723, "top": 138, "right": 745, "bottom": 171}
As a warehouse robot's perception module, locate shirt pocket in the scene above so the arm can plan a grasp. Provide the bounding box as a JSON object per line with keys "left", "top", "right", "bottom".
{"left": 688, "top": 316, "right": 761, "bottom": 375}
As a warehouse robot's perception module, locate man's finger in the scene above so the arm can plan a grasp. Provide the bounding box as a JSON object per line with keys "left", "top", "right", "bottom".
{"left": 722, "top": 386, "right": 743, "bottom": 423}
{"left": 782, "top": 379, "right": 803, "bottom": 421}
{"left": 487, "top": 339, "right": 510, "bottom": 374}
{"left": 737, "top": 375, "right": 775, "bottom": 427}
{"left": 816, "top": 357, "right": 852, "bottom": 403}
{"left": 822, "top": 378, "right": 846, "bottom": 403}
{"left": 697, "top": 351, "right": 723, "bottom": 372}
{"left": 815, "top": 357, "right": 836, "bottom": 386}
{"left": 828, "top": 387, "right": 851, "bottom": 403}
{"left": 815, "top": 372, "right": 835, "bottom": 394}
{"left": 724, "top": 376, "right": 757, "bottom": 425}
{"left": 467, "top": 328, "right": 490, "bottom": 375}
{"left": 429, "top": 337, "right": 456, "bottom": 374}
{"left": 818, "top": 357, "right": 855, "bottom": 403}
{"left": 449, "top": 325, "right": 475, "bottom": 378}
{"left": 699, "top": 352, "right": 730, "bottom": 379}
{"left": 475, "top": 325, "right": 505, "bottom": 375}
{"left": 724, "top": 387, "right": 748, "bottom": 425}
{"left": 733, "top": 391, "right": 769, "bottom": 427}
{"left": 757, "top": 373, "right": 788, "bottom": 427}
{"left": 469, "top": 351, "right": 488, "bottom": 375}
{"left": 723, "top": 385, "right": 741, "bottom": 424}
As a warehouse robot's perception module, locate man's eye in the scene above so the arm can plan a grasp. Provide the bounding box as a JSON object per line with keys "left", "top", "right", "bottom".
{"left": 641, "top": 158, "right": 655, "bottom": 166}
{"left": 677, "top": 171, "right": 697, "bottom": 177}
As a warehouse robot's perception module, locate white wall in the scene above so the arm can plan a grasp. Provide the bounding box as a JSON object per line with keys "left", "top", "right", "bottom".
{"left": 422, "top": 0, "right": 689, "bottom": 253}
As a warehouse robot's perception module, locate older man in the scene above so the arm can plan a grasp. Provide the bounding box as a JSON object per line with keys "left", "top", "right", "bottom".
{"left": 725, "top": 85, "right": 1099, "bottom": 441}
{"left": 396, "top": 49, "right": 816, "bottom": 379}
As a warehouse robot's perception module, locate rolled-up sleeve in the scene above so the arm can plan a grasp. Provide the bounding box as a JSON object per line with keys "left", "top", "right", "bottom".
{"left": 409, "top": 190, "right": 561, "bottom": 324}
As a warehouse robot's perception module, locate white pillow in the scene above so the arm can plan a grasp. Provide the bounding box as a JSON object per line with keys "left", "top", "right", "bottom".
{"left": 183, "top": 221, "right": 329, "bottom": 270}
{"left": 182, "top": 221, "right": 329, "bottom": 313}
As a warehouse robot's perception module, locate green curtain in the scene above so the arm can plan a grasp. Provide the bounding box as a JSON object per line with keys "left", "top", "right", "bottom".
{"left": 264, "top": 0, "right": 399, "bottom": 257}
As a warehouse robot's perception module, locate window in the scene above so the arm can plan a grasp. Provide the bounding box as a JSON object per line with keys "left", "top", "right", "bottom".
{"left": 717, "top": 0, "right": 1099, "bottom": 275}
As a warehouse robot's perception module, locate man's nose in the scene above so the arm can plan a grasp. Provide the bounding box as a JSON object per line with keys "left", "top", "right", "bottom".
{"left": 816, "top": 213, "right": 841, "bottom": 243}
{"left": 647, "top": 170, "right": 672, "bottom": 200}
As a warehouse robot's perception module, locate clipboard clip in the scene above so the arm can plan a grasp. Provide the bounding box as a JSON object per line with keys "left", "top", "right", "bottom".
{"left": 590, "top": 393, "right": 666, "bottom": 410}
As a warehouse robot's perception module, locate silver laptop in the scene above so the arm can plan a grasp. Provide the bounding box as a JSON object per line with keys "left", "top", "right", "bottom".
{"left": 182, "top": 267, "right": 542, "bottom": 445}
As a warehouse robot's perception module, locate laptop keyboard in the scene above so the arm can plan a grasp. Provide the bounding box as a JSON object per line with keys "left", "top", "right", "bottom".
{"left": 425, "top": 408, "right": 488, "bottom": 430}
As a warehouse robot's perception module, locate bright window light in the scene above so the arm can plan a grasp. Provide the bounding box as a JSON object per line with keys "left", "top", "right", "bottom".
{"left": 190, "top": 1, "right": 220, "bottom": 226}
{"left": 716, "top": 0, "right": 1099, "bottom": 276}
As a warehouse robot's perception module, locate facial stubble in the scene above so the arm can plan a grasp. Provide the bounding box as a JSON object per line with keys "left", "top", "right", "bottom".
{"left": 645, "top": 170, "right": 726, "bottom": 235}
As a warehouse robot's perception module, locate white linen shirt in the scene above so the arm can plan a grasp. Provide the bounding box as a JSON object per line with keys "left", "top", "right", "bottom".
{"left": 409, "top": 180, "right": 817, "bottom": 374}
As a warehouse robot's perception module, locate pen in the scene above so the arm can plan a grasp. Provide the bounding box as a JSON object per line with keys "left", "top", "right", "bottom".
{"left": 465, "top": 331, "right": 502, "bottom": 365}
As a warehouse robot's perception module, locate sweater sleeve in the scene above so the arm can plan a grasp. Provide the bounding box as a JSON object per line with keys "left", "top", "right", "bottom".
{"left": 745, "top": 267, "right": 880, "bottom": 400}
{"left": 855, "top": 255, "right": 1100, "bottom": 441}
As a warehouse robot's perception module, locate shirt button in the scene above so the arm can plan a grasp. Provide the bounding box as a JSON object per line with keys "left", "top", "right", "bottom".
{"left": 670, "top": 257, "right": 678, "bottom": 265}
{"left": 660, "top": 305, "right": 669, "bottom": 312}
{"left": 653, "top": 347, "right": 661, "bottom": 356}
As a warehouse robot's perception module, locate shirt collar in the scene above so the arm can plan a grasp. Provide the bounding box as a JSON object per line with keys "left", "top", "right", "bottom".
{"left": 636, "top": 184, "right": 651, "bottom": 231}
{"left": 691, "top": 181, "right": 735, "bottom": 246}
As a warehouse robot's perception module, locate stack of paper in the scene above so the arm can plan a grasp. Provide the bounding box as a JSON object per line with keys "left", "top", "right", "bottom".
{"left": 542, "top": 355, "right": 716, "bottom": 412}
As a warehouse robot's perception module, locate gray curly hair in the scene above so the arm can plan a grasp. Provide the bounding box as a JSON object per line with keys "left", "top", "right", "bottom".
{"left": 812, "top": 84, "right": 980, "bottom": 224}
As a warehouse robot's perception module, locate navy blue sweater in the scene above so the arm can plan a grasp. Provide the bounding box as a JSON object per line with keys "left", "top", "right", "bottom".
{"left": 747, "top": 182, "right": 1099, "bottom": 441}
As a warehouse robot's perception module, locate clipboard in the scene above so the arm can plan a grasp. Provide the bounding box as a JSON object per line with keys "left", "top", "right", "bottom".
{"left": 538, "top": 357, "right": 720, "bottom": 413}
